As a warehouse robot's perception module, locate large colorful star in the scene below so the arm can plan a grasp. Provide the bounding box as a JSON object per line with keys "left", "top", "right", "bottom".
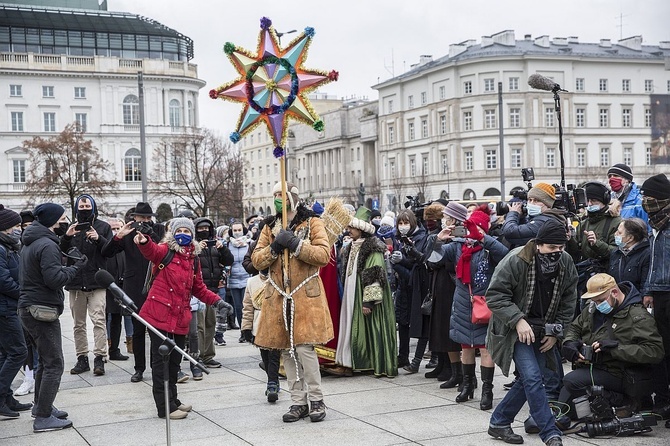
{"left": 210, "top": 17, "right": 338, "bottom": 157}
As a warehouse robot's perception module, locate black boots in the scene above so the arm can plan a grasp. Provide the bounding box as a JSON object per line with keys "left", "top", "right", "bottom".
{"left": 456, "top": 363, "right": 476, "bottom": 402}
{"left": 480, "top": 366, "right": 495, "bottom": 410}
{"left": 425, "top": 353, "right": 445, "bottom": 378}
{"left": 93, "top": 355, "right": 105, "bottom": 376}
{"left": 70, "top": 355, "right": 89, "bottom": 374}
{"left": 403, "top": 357, "right": 421, "bottom": 374}
{"left": 440, "top": 361, "right": 463, "bottom": 389}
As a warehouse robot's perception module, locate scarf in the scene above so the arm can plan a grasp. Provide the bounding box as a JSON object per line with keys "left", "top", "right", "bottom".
{"left": 456, "top": 240, "right": 483, "bottom": 285}
{"left": 231, "top": 237, "right": 248, "bottom": 248}
{"left": 647, "top": 201, "right": 670, "bottom": 231}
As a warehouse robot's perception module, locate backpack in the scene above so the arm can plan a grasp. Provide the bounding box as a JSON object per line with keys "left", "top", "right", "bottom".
{"left": 142, "top": 250, "right": 200, "bottom": 295}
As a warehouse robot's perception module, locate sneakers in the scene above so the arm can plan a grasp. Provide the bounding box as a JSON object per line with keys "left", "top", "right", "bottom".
{"left": 309, "top": 400, "right": 327, "bottom": 422}
{"left": 14, "top": 377, "right": 35, "bottom": 396}
{"left": 5, "top": 395, "right": 32, "bottom": 412}
{"left": 70, "top": 355, "right": 90, "bottom": 374}
{"left": 159, "top": 409, "right": 188, "bottom": 420}
{"left": 266, "top": 382, "right": 279, "bottom": 403}
{"left": 93, "top": 355, "right": 105, "bottom": 376}
{"left": 0, "top": 402, "right": 19, "bottom": 419}
{"left": 191, "top": 366, "right": 203, "bottom": 381}
{"left": 33, "top": 415, "right": 73, "bottom": 433}
{"left": 31, "top": 406, "right": 68, "bottom": 419}
{"left": 282, "top": 404, "right": 309, "bottom": 422}
{"left": 203, "top": 358, "right": 222, "bottom": 368}
{"left": 214, "top": 333, "right": 226, "bottom": 346}
{"left": 177, "top": 403, "right": 192, "bottom": 412}
{"left": 177, "top": 370, "right": 190, "bottom": 383}
{"left": 130, "top": 371, "right": 143, "bottom": 383}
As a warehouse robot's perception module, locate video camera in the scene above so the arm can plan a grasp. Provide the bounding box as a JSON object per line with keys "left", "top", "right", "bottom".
{"left": 553, "top": 183, "right": 588, "bottom": 216}
{"left": 404, "top": 195, "right": 431, "bottom": 222}
{"left": 496, "top": 168, "right": 535, "bottom": 216}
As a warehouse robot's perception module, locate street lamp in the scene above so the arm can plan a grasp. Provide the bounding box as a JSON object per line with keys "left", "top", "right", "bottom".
{"left": 442, "top": 160, "right": 450, "bottom": 198}
{"left": 276, "top": 29, "right": 297, "bottom": 46}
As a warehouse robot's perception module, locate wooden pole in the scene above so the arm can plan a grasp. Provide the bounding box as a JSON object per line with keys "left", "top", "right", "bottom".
{"left": 279, "top": 157, "right": 290, "bottom": 288}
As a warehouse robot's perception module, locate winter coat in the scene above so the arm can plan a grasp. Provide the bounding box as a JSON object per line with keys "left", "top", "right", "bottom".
{"left": 194, "top": 217, "right": 234, "bottom": 291}
{"left": 647, "top": 222, "right": 670, "bottom": 293}
{"left": 243, "top": 239, "right": 259, "bottom": 275}
{"left": 0, "top": 233, "right": 20, "bottom": 316}
{"left": 564, "top": 283, "right": 664, "bottom": 378}
{"left": 137, "top": 235, "right": 220, "bottom": 335}
{"left": 441, "top": 235, "right": 509, "bottom": 347}
{"left": 403, "top": 227, "right": 431, "bottom": 338}
{"left": 61, "top": 217, "right": 113, "bottom": 290}
{"left": 570, "top": 207, "right": 622, "bottom": 263}
{"left": 227, "top": 238, "right": 250, "bottom": 289}
{"left": 618, "top": 183, "right": 649, "bottom": 225}
{"left": 608, "top": 239, "right": 650, "bottom": 295}
{"left": 251, "top": 207, "right": 334, "bottom": 349}
{"left": 502, "top": 209, "right": 566, "bottom": 248}
{"left": 105, "top": 251, "right": 125, "bottom": 314}
{"left": 18, "top": 222, "right": 80, "bottom": 315}
{"left": 241, "top": 274, "right": 265, "bottom": 336}
{"left": 485, "top": 240, "right": 578, "bottom": 376}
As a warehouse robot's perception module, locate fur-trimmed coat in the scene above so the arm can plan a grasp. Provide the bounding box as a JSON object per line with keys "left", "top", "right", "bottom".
{"left": 251, "top": 206, "right": 334, "bottom": 349}
{"left": 339, "top": 236, "right": 388, "bottom": 307}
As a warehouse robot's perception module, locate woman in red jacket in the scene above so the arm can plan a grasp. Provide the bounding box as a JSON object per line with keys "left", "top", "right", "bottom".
{"left": 134, "top": 217, "right": 228, "bottom": 420}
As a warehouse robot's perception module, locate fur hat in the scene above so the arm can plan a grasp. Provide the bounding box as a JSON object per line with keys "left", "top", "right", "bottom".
{"left": 442, "top": 201, "right": 468, "bottom": 222}
{"left": 424, "top": 202, "right": 445, "bottom": 221}
{"left": 0, "top": 205, "right": 21, "bottom": 231}
{"left": 34, "top": 203, "right": 65, "bottom": 228}
{"left": 272, "top": 182, "right": 300, "bottom": 209}
{"left": 467, "top": 204, "right": 491, "bottom": 233}
{"left": 527, "top": 183, "right": 556, "bottom": 208}
{"left": 607, "top": 164, "right": 633, "bottom": 181}
{"left": 169, "top": 217, "right": 195, "bottom": 237}
{"left": 640, "top": 174, "right": 670, "bottom": 200}
{"left": 349, "top": 217, "right": 375, "bottom": 235}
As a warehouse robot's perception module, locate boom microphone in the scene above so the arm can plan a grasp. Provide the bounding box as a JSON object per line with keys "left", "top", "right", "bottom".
{"left": 528, "top": 74, "right": 567, "bottom": 92}
{"left": 95, "top": 269, "right": 138, "bottom": 312}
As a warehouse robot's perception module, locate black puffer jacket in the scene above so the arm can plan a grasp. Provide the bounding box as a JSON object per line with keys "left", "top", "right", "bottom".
{"left": 194, "top": 217, "right": 234, "bottom": 291}
{"left": 60, "top": 217, "right": 113, "bottom": 290}
{"left": 18, "top": 222, "right": 80, "bottom": 314}
{"left": 608, "top": 239, "right": 650, "bottom": 295}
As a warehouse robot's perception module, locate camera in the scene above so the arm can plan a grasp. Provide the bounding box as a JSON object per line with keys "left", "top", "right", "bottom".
{"left": 451, "top": 225, "right": 467, "bottom": 237}
{"left": 581, "top": 344, "right": 594, "bottom": 362}
{"left": 553, "top": 183, "right": 588, "bottom": 215}
{"left": 132, "top": 221, "right": 153, "bottom": 235}
{"left": 206, "top": 239, "right": 217, "bottom": 247}
{"left": 404, "top": 195, "right": 430, "bottom": 222}
{"left": 75, "top": 222, "right": 91, "bottom": 232}
{"left": 544, "top": 323, "right": 563, "bottom": 337}
{"left": 496, "top": 167, "right": 535, "bottom": 216}
{"left": 585, "top": 414, "right": 656, "bottom": 437}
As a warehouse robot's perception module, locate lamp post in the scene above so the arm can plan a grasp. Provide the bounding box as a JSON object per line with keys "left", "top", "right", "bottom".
{"left": 443, "top": 160, "right": 450, "bottom": 199}
{"left": 276, "top": 29, "right": 297, "bottom": 46}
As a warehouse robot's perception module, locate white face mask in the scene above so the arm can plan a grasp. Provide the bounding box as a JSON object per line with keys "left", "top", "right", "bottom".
{"left": 232, "top": 231, "right": 244, "bottom": 239}
{"left": 398, "top": 225, "right": 410, "bottom": 235}
{"left": 527, "top": 204, "right": 542, "bottom": 217}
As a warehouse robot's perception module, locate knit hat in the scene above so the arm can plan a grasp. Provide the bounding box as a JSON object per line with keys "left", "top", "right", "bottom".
{"left": 424, "top": 202, "right": 445, "bottom": 221}
{"left": 640, "top": 174, "right": 670, "bottom": 200}
{"left": 467, "top": 205, "right": 491, "bottom": 234}
{"left": 20, "top": 210, "right": 34, "bottom": 225}
{"left": 527, "top": 183, "right": 556, "bottom": 208}
{"left": 584, "top": 182, "right": 611, "bottom": 204}
{"left": 380, "top": 213, "right": 395, "bottom": 228}
{"left": 0, "top": 204, "right": 21, "bottom": 231}
{"left": 442, "top": 201, "right": 468, "bottom": 222}
{"left": 607, "top": 164, "right": 633, "bottom": 181}
{"left": 343, "top": 204, "right": 356, "bottom": 215}
{"left": 169, "top": 217, "right": 195, "bottom": 237}
{"left": 370, "top": 209, "right": 382, "bottom": 220}
{"left": 33, "top": 203, "right": 65, "bottom": 228}
{"left": 535, "top": 218, "right": 568, "bottom": 245}
{"left": 272, "top": 182, "right": 300, "bottom": 209}
{"left": 311, "top": 201, "right": 324, "bottom": 216}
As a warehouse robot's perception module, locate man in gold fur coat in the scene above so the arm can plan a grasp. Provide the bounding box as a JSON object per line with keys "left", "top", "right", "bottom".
{"left": 252, "top": 182, "right": 334, "bottom": 423}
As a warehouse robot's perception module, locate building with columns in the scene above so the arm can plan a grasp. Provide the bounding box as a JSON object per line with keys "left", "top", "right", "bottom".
{"left": 0, "top": 1, "right": 204, "bottom": 214}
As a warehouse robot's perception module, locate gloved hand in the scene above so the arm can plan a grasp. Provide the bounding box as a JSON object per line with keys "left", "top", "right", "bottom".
{"left": 271, "top": 229, "right": 300, "bottom": 253}
{"left": 241, "top": 329, "right": 254, "bottom": 343}
{"left": 464, "top": 219, "right": 484, "bottom": 241}
{"left": 561, "top": 340, "right": 583, "bottom": 362}
{"left": 73, "top": 254, "right": 88, "bottom": 269}
{"left": 389, "top": 250, "right": 403, "bottom": 264}
{"left": 215, "top": 299, "right": 233, "bottom": 320}
{"left": 597, "top": 339, "right": 619, "bottom": 351}
{"left": 404, "top": 246, "right": 423, "bottom": 262}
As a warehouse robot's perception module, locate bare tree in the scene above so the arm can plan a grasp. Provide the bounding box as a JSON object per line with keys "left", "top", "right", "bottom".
{"left": 23, "top": 123, "right": 117, "bottom": 217}
{"left": 151, "top": 129, "right": 246, "bottom": 221}
{"left": 389, "top": 175, "right": 405, "bottom": 213}
{"left": 410, "top": 166, "right": 430, "bottom": 203}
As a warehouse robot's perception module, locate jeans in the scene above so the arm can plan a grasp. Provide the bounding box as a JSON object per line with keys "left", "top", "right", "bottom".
{"left": 188, "top": 310, "right": 199, "bottom": 356}
{"left": 261, "top": 348, "right": 280, "bottom": 384}
{"left": 124, "top": 315, "right": 133, "bottom": 337}
{"left": 490, "top": 341, "right": 561, "bottom": 443}
{"left": 148, "top": 330, "right": 186, "bottom": 417}
{"left": 19, "top": 308, "right": 64, "bottom": 418}
{"left": 229, "top": 288, "right": 245, "bottom": 326}
{"left": 0, "top": 312, "right": 28, "bottom": 400}
{"left": 69, "top": 289, "right": 107, "bottom": 357}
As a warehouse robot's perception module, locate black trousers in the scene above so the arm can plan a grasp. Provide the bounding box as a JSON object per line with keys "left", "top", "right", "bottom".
{"left": 108, "top": 313, "right": 123, "bottom": 356}
{"left": 558, "top": 367, "right": 626, "bottom": 411}
{"left": 260, "top": 349, "right": 280, "bottom": 384}
{"left": 652, "top": 291, "right": 670, "bottom": 405}
{"left": 148, "top": 330, "right": 186, "bottom": 417}
{"left": 132, "top": 316, "right": 147, "bottom": 373}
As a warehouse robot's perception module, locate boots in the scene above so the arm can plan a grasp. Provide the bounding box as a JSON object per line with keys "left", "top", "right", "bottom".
{"left": 436, "top": 354, "right": 453, "bottom": 381}
{"left": 440, "top": 361, "right": 463, "bottom": 389}
{"left": 425, "top": 353, "right": 445, "bottom": 378}
{"left": 70, "top": 355, "right": 90, "bottom": 374}
{"left": 126, "top": 336, "right": 133, "bottom": 354}
{"left": 456, "top": 363, "right": 476, "bottom": 402}
{"left": 93, "top": 355, "right": 105, "bottom": 376}
{"left": 403, "top": 357, "right": 421, "bottom": 374}
{"left": 425, "top": 353, "right": 438, "bottom": 369}
{"left": 480, "top": 366, "right": 495, "bottom": 410}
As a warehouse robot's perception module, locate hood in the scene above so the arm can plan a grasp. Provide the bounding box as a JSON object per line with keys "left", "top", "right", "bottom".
{"left": 194, "top": 217, "right": 215, "bottom": 240}
{"left": 21, "top": 221, "right": 59, "bottom": 246}
{"left": 613, "top": 281, "right": 642, "bottom": 313}
{"left": 75, "top": 194, "right": 97, "bottom": 219}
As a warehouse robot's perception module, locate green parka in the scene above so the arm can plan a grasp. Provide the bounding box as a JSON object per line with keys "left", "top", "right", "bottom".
{"left": 570, "top": 207, "right": 621, "bottom": 262}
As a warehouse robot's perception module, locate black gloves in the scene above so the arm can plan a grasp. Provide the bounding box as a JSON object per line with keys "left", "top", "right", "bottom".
{"left": 73, "top": 254, "right": 88, "bottom": 269}
{"left": 215, "top": 299, "right": 233, "bottom": 319}
{"left": 561, "top": 340, "right": 583, "bottom": 362}
{"left": 405, "top": 246, "right": 423, "bottom": 262}
{"left": 597, "top": 339, "right": 619, "bottom": 351}
{"left": 271, "top": 229, "right": 300, "bottom": 254}
{"left": 241, "top": 329, "right": 254, "bottom": 343}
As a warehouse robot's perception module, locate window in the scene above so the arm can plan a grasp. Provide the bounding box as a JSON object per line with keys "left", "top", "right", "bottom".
{"left": 10, "top": 84, "right": 22, "bottom": 97}
{"left": 622, "top": 79, "right": 630, "bottom": 92}
{"left": 169, "top": 99, "right": 182, "bottom": 127}
{"left": 646, "top": 146, "right": 652, "bottom": 166}
{"left": 599, "top": 79, "right": 608, "bottom": 92}
{"left": 599, "top": 108, "right": 609, "bottom": 127}
{"left": 75, "top": 113, "right": 87, "bottom": 132}
{"left": 420, "top": 92, "right": 427, "bottom": 105}
{"left": 439, "top": 114, "right": 447, "bottom": 134}
{"left": 250, "top": 134, "right": 254, "bottom": 145}
{"left": 357, "top": 147, "right": 361, "bottom": 161}
{"left": 545, "top": 107, "right": 555, "bottom": 127}
{"left": 389, "top": 158, "right": 396, "bottom": 178}
{"left": 644, "top": 80, "right": 653, "bottom": 93}
{"left": 408, "top": 122, "right": 415, "bottom": 140}
{"left": 600, "top": 147, "right": 609, "bottom": 167}
{"left": 74, "top": 87, "right": 86, "bottom": 98}
{"left": 484, "top": 78, "right": 495, "bottom": 92}
{"left": 421, "top": 119, "right": 428, "bottom": 138}
{"left": 408, "top": 95, "right": 414, "bottom": 109}
{"left": 187, "top": 101, "right": 194, "bottom": 126}
{"left": 13, "top": 160, "right": 26, "bottom": 183}
{"left": 645, "top": 108, "right": 651, "bottom": 127}
{"left": 577, "top": 147, "right": 586, "bottom": 167}
{"left": 441, "top": 153, "right": 448, "bottom": 173}
{"left": 464, "top": 81, "right": 472, "bottom": 95}
{"left": 509, "top": 77, "right": 519, "bottom": 91}
{"left": 388, "top": 100, "right": 393, "bottom": 113}
{"left": 388, "top": 124, "right": 395, "bottom": 144}
{"left": 511, "top": 148, "right": 522, "bottom": 168}
{"left": 484, "top": 109, "right": 496, "bottom": 129}
{"left": 43, "top": 112, "right": 56, "bottom": 132}
{"left": 250, "top": 167, "right": 255, "bottom": 178}
{"left": 122, "top": 95, "right": 139, "bottom": 125}
{"left": 124, "top": 148, "right": 142, "bottom": 181}
{"left": 622, "top": 108, "right": 632, "bottom": 127}
{"left": 463, "top": 111, "right": 472, "bottom": 131}
{"left": 422, "top": 155, "right": 429, "bottom": 174}
{"left": 42, "top": 86, "right": 54, "bottom": 98}
{"left": 485, "top": 149, "right": 497, "bottom": 169}
{"left": 409, "top": 157, "right": 416, "bottom": 176}
{"left": 509, "top": 107, "right": 520, "bottom": 128}
{"left": 11, "top": 112, "right": 24, "bottom": 132}
{"left": 575, "top": 78, "right": 584, "bottom": 92}
{"left": 78, "top": 159, "right": 89, "bottom": 182}
{"left": 623, "top": 147, "right": 632, "bottom": 166}
{"left": 464, "top": 150, "right": 473, "bottom": 171}
{"left": 265, "top": 148, "right": 270, "bottom": 159}
{"left": 546, "top": 147, "right": 556, "bottom": 167}
{"left": 439, "top": 86, "right": 446, "bottom": 100}
{"left": 258, "top": 166, "right": 262, "bottom": 177}
{"left": 576, "top": 108, "right": 585, "bottom": 127}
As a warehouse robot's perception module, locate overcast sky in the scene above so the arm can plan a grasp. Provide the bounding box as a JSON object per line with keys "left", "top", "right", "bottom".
{"left": 114, "top": 0, "right": 669, "bottom": 135}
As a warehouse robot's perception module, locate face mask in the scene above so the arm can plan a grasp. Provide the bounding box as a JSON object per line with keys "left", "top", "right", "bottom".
{"left": 398, "top": 225, "right": 410, "bottom": 235}
{"left": 77, "top": 209, "right": 93, "bottom": 222}
{"left": 12, "top": 228, "right": 21, "bottom": 237}
{"left": 608, "top": 177, "right": 624, "bottom": 192}
{"left": 371, "top": 217, "right": 381, "bottom": 226}
{"left": 596, "top": 298, "right": 613, "bottom": 314}
{"left": 196, "top": 230, "right": 209, "bottom": 241}
{"left": 174, "top": 233, "right": 192, "bottom": 246}
{"left": 54, "top": 222, "right": 68, "bottom": 236}
{"left": 425, "top": 220, "right": 437, "bottom": 231}
{"left": 274, "top": 198, "right": 291, "bottom": 213}
{"left": 232, "top": 231, "right": 243, "bottom": 239}
{"left": 614, "top": 235, "right": 626, "bottom": 248}
{"left": 527, "top": 204, "right": 542, "bottom": 217}
{"left": 342, "top": 240, "right": 351, "bottom": 248}
{"left": 536, "top": 251, "right": 561, "bottom": 274}
{"left": 587, "top": 204, "right": 601, "bottom": 213}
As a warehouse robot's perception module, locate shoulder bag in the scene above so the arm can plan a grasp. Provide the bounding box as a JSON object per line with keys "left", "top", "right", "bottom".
{"left": 470, "top": 283, "right": 491, "bottom": 325}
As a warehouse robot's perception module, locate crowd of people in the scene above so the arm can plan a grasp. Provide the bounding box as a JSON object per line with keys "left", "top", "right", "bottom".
{"left": 1, "top": 165, "right": 670, "bottom": 445}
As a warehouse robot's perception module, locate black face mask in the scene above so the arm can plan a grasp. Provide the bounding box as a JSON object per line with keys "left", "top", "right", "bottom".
{"left": 196, "top": 230, "right": 209, "bottom": 241}
{"left": 536, "top": 251, "right": 561, "bottom": 275}
{"left": 77, "top": 209, "right": 93, "bottom": 222}
{"left": 54, "top": 222, "right": 68, "bottom": 237}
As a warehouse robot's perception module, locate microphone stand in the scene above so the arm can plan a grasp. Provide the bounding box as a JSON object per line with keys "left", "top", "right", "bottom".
{"left": 113, "top": 295, "right": 209, "bottom": 446}
{"left": 553, "top": 85, "right": 566, "bottom": 189}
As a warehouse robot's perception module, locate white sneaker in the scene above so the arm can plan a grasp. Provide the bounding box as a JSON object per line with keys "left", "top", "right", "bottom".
{"left": 14, "top": 378, "right": 35, "bottom": 396}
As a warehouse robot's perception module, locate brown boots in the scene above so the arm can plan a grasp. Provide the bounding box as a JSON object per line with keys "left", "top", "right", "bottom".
{"left": 126, "top": 336, "right": 133, "bottom": 354}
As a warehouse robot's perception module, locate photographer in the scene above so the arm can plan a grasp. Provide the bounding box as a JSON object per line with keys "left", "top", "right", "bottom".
{"left": 486, "top": 219, "right": 578, "bottom": 446}
{"left": 559, "top": 274, "right": 663, "bottom": 418}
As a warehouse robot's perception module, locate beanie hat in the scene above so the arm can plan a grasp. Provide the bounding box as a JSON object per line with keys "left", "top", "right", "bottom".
{"left": 169, "top": 217, "right": 195, "bottom": 237}
{"left": 370, "top": 209, "right": 382, "bottom": 220}
{"left": 380, "top": 213, "right": 395, "bottom": 228}
{"left": 20, "top": 210, "right": 34, "bottom": 225}
{"left": 272, "top": 182, "right": 300, "bottom": 209}
{"left": 442, "top": 201, "right": 468, "bottom": 222}
{"left": 607, "top": 164, "right": 633, "bottom": 181}
{"left": 527, "top": 183, "right": 556, "bottom": 208}
{"left": 640, "top": 174, "right": 670, "bottom": 200}
{"left": 34, "top": 203, "right": 65, "bottom": 228}
{"left": 424, "top": 202, "right": 445, "bottom": 221}
{"left": 584, "top": 182, "right": 611, "bottom": 204}
{"left": 311, "top": 201, "right": 324, "bottom": 216}
{"left": 0, "top": 204, "right": 21, "bottom": 231}
{"left": 467, "top": 205, "right": 491, "bottom": 234}
{"left": 536, "top": 218, "right": 568, "bottom": 245}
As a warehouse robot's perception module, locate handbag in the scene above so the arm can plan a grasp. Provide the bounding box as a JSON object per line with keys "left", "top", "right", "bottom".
{"left": 28, "top": 304, "right": 59, "bottom": 322}
{"left": 420, "top": 291, "right": 433, "bottom": 315}
{"left": 469, "top": 283, "right": 491, "bottom": 324}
